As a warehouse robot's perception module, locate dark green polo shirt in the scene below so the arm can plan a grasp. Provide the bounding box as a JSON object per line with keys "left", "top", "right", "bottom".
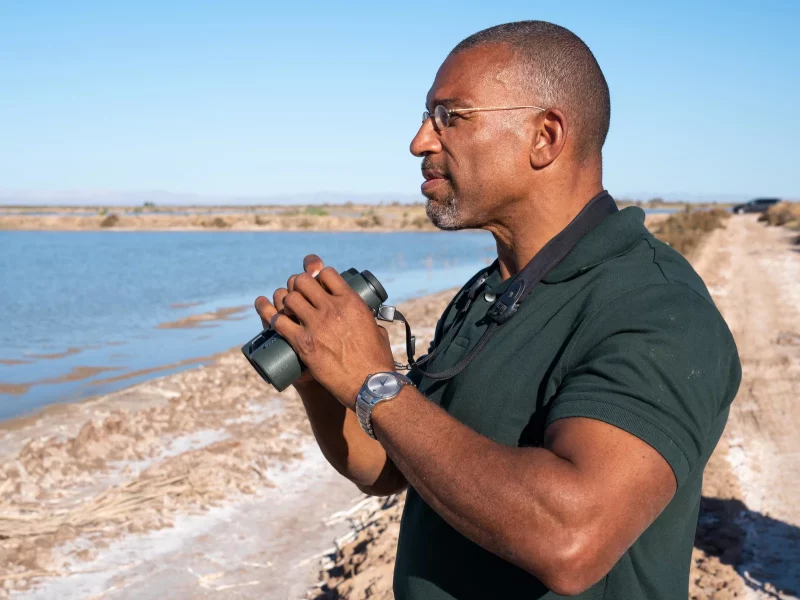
{"left": 394, "top": 206, "right": 741, "bottom": 600}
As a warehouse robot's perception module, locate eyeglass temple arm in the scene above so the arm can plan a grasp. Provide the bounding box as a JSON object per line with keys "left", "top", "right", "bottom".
{"left": 447, "top": 105, "right": 545, "bottom": 114}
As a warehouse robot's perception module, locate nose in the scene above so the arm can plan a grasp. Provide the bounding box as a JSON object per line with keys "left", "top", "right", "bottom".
{"left": 410, "top": 116, "right": 442, "bottom": 157}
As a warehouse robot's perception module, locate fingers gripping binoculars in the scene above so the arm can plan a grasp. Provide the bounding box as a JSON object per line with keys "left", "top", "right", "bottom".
{"left": 241, "top": 269, "right": 388, "bottom": 392}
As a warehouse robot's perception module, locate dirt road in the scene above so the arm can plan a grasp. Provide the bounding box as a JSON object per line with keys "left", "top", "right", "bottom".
{"left": 689, "top": 215, "right": 800, "bottom": 599}
{"left": 312, "top": 215, "right": 800, "bottom": 600}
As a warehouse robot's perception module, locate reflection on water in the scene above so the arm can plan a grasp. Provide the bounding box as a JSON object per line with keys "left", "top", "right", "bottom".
{"left": 0, "top": 230, "right": 495, "bottom": 419}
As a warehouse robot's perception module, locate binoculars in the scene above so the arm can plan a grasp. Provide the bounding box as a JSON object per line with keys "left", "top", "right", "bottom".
{"left": 241, "top": 268, "right": 388, "bottom": 391}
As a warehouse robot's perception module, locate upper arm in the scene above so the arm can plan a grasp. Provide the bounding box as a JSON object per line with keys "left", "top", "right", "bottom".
{"left": 543, "top": 416, "right": 675, "bottom": 579}
{"left": 536, "top": 284, "right": 740, "bottom": 587}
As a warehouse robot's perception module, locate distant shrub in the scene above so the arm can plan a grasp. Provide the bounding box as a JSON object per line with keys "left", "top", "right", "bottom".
{"left": 759, "top": 202, "right": 800, "bottom": 229}
{"left": 305, "top": 206, "right": 329, "bottom": 216}
{"left": 98, "top": 208, "right": 109, "bottom": 216}
{"left": 653, "top": 208, "right": 730, "bottom": 256}
{"left": 254, "top": 215, "right": 271, "bottom": 226}
{"left": 143, "top": 201, "right": 156, "bottom": 208}
{"left": 202, "top": 216, "right": 229, "bottom": 228}
{"left": 100, "top": 214, "right": 120, "bottom": 228}
{"left": 411, "top": 215, "right": 429, "bottom": 229}
{"left": 297, "top": 218, "right": 314, "bottom": 229}
{"left": 355, "top": 211, "right": 384, "bottom": 228}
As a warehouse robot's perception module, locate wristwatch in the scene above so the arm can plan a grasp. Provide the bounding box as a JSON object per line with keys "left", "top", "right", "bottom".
{"left": 355, "top": 371, "right": 414, "bottom": 439}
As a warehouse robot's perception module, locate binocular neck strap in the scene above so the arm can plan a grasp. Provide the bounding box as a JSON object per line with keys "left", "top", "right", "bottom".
{"left": 380, "top": 191, "right": 618, "bottom": 381}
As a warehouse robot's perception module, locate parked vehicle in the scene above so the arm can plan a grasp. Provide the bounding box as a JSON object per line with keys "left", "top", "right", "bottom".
{"left": 732, "top": 198, "right": 780, "bottom": 214}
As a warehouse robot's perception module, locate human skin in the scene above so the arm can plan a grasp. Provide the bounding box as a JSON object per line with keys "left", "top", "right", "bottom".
{"left": 253, "top": 43, "right": 676, "bottom": 595}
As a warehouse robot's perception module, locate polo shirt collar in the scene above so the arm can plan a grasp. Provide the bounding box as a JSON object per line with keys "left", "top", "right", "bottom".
{"left": 542, "top": 205, "right": 650, "bottom": 283}
{"left": 480, "top": 202, "right": 650, "bottom": 289}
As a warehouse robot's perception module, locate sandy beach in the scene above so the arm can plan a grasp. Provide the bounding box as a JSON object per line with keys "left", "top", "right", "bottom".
{"left": 2, "top": 212, "right": 798, "bottom": 598}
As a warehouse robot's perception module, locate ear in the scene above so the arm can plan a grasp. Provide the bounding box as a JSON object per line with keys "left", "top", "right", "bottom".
{"left": 530, "top": 108, "right": 567, "bottom": 169}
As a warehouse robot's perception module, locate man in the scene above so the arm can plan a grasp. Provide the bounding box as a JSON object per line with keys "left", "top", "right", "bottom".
{"left": 254, "top": 21, "right": 741, "bottom": 599}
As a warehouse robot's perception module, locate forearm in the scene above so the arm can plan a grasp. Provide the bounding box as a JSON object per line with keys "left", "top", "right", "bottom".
{"left": 294, "top": 379, "right": 405, "bottom": 492}
{"left": 371, "top": 387, "right": 596, "bottom": 590}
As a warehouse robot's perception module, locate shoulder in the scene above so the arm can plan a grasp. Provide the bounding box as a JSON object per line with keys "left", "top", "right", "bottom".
{"left": 571, "top": 225, "right": 716, "bottom": 322}
{"left": 566, "top": 235, "right": 740, "bottom": 380}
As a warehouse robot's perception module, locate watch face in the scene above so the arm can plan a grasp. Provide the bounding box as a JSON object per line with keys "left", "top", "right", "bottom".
{"left": 367, "top": 373, "right": 400, "bottom": 396}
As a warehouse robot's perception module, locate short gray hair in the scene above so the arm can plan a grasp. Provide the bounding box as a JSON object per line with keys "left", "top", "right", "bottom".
{"left": 451, "top": 21, "right": 611, "bottom": 158}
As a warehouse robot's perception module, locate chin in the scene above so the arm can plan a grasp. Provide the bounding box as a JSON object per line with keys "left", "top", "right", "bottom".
{"left": 425, "top": 197, "right": 467, "bottom": 231}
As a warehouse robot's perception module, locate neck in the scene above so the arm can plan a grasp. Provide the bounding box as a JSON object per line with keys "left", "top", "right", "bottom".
{"left": 485, "top": 172, "right": 604, "bottom": 282}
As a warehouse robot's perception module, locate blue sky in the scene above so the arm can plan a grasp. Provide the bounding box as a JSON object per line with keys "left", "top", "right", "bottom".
{"left": 0, "top": 1, "right": 797, "bottom": 202}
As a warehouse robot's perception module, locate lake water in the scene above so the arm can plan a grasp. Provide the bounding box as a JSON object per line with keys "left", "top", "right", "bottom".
{"left": 0, "top": 230, "right": 497, "bottom": 420}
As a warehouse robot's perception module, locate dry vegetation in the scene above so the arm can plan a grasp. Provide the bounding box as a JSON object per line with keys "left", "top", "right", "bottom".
{"left": 652, "top": 207, "right": 732, "bottom": 257}
{"left": 98, "top": 214, "right": 120, "bottom": 228}
{"left": 758, "top": 202, "right": 800, "bottom": 238}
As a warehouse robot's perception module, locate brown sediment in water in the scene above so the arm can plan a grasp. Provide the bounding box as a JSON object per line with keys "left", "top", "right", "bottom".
{"left": 0, "top": 359, "right": 33, "bottom": 366}
{"left": 0, "top": 383, "right": 31, "bottom": 395}
{"left": 26, "top": 347, "right": 83, "bottom": 360}
{"left": 44, "top": 366, "right": 123, "bottom": 384}
{"left": 90, "top": 352, "right": 223, "bottom": 386}
{"left": 169, "top": 301, "right": 203, "bottom": 309}
{"left": 0, "top": 366, "right": 124, "bottom": 397}
{"left": 156, "top": 306, "right": 250, "bottom": 329}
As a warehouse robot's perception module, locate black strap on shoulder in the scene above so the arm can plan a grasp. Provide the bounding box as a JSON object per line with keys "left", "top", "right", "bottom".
{"left": 382, "top": 192, "right": 618, "bottom": 381}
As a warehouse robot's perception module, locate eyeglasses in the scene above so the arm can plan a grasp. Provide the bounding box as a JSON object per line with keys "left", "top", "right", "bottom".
{"left": 422, "top": 104, "right": 546, "bottom": 131}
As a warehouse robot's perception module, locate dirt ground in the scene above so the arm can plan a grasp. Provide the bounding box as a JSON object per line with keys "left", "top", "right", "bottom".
{"left": 2, "top": 213, "right": 797, "bottom": 598}
{"left": 309, "top": 215, "right": 800, "bottom": 600}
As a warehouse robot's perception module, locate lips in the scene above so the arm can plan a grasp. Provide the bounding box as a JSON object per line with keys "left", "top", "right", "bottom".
{"left": 421, "top": 177, "right": 448, "bottom": 194}
{"left": 422, "top": 168, "right": 447, "bottom": 182}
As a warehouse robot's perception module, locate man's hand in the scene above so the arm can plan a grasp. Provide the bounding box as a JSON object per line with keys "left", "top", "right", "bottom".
{"left": 254, "top": 254, "right": 395, "bottom": 407}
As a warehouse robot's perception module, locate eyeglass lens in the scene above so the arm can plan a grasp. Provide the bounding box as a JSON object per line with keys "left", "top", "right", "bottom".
{"left": 434, "top": 105, "right": 449, "bottom": 130}
{"left": 421, "top": 105, "right": 451, "bottom": 130}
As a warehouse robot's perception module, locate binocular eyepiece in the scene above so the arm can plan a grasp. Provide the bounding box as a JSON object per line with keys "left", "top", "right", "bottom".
{"left": 241, "top": 268, "right": 388, "bottom": 391}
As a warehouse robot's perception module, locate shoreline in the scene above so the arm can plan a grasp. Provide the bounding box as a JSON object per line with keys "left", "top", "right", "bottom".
{"left": 0, "top": 286, "right": 457, "bottom": 597}
{"left": 0, "top": 204, "right": 676, "bottom": 232}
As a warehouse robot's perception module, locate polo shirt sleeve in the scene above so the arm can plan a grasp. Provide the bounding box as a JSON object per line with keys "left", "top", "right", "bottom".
{"left": 545, "top": 283, "right": 741, "bottom": 487}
